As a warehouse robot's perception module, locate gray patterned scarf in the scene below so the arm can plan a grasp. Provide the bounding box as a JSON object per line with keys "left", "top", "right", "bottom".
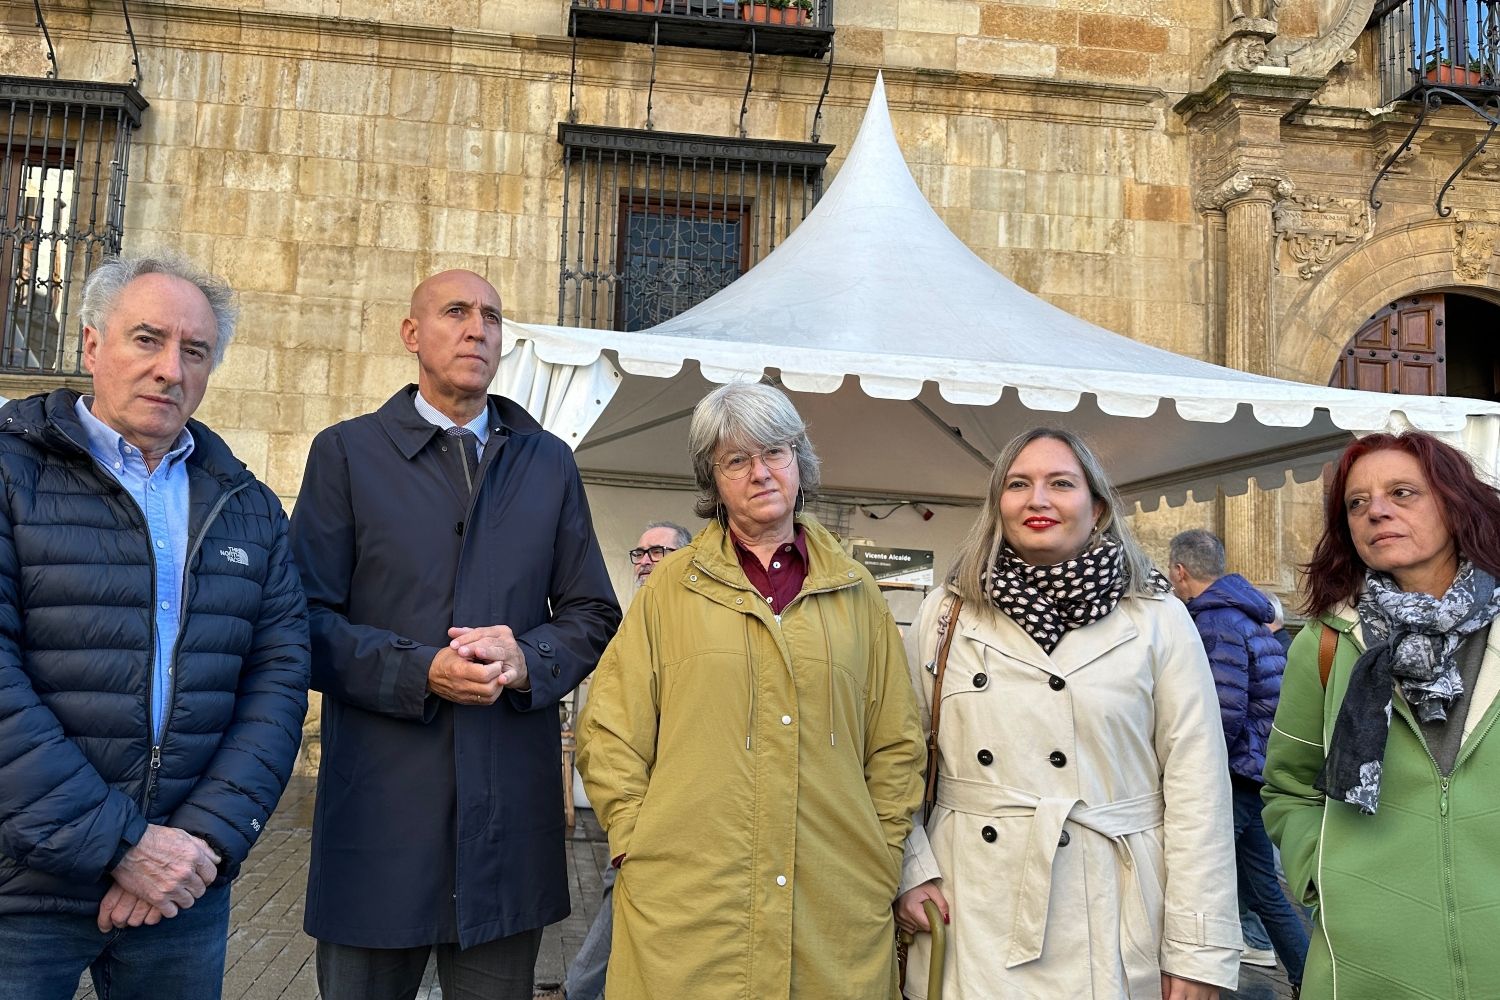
{"left": 984, "top": 536, "right": 1169, "bottom": 653}
{"left": 1317, "top": 562, "right": 1500, "bottom": 814}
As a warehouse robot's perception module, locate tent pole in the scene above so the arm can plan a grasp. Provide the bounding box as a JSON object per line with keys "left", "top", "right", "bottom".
{"left": 908, "top": 399, "right": 995, "bottom": 471}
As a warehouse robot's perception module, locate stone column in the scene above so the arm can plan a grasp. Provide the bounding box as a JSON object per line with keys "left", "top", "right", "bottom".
{"left": 1214, "top": 172, "right": 1293, "bottom": 587}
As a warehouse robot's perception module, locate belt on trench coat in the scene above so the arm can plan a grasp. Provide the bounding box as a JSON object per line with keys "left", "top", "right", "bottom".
{"left": 935, "top": 775, "right": 1165, "bottom": 969}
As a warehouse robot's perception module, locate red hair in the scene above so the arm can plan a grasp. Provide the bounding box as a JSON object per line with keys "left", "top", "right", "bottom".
{"left": 1304, "top": 432, "right": 1500, "bottom": 616}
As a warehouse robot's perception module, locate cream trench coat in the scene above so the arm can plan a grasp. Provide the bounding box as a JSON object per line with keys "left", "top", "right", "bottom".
{"left": 899, "top": 586, "right": 1240, "bottom": 999}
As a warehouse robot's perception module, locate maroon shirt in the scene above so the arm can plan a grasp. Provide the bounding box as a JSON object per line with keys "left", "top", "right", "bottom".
{"left": 732, "top": 525, "right": 810, "bottom": 614}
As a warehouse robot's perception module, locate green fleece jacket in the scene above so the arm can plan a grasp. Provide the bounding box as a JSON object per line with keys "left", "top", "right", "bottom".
{"left": 1262, "top": 613, "right": 1500, "bottom": 1000}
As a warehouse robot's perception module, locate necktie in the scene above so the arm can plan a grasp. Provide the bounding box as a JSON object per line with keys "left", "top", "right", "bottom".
{"left": 445, "top": 426, "right": 480, "bottom": 494}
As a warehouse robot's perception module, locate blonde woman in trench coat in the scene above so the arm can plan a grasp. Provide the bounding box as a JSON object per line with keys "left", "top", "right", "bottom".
{"left": 895, "top": 428, "right": 1240, "bottom": 1000}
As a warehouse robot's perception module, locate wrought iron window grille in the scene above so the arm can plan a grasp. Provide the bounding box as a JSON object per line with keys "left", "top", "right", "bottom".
{"left": 568, "top": 0, "right": 834, "bottom": 57}
{"left": 557, "top": 123, "right": 831, "bottom": 330}
{"left": 564, "top": 0, "right": 836, "bottom": 140}
{"left": 1, "top": 77, "right": 146, "bottom": 378}
{"left": 1371, "top": 0, "right": 1500, "bottom": 213}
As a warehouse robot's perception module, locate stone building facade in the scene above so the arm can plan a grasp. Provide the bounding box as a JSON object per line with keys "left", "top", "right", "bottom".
{"left": 4, "top": 0, "right": 1499, "bottom": 765}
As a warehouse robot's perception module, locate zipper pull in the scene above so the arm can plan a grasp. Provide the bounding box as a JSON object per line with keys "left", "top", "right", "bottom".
{"left": 150, "top": 745, "right": 162, "bottom": 771}
{"left": 1440, "top": 778, "right": 1450, "bottom": 817}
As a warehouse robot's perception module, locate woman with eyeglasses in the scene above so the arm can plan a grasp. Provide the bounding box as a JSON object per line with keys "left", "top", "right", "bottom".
{"left": 577, "top": 381, "right": 923, "bottom": 1000}
{"left": 894, "top": 428, "right": 1238, "bottom": 1000}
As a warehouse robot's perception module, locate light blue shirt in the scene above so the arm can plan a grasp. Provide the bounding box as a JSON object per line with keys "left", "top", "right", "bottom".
{"left": 75, "top": 396, "right": 194, "bottom": 743}
{"left": 412, "top": 390, "right": 491, "bottom": 445}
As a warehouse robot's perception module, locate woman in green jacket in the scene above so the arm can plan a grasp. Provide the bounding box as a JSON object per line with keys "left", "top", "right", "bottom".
{"left": 1263, "top": 431, "right": 1500, "bottom": 999}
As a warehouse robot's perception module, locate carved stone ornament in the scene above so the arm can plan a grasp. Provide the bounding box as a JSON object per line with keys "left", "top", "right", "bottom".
{"left": 1375, "top": 140, "right": 1421, "bottom": 175}
{"left": 1272, "top": 194, "right": 1370, "bottom": 279}
{"left": 1266, "top": 0, "right": 1375, "bottom": 78}
{"left": 1470, "top": 146, "right": 1500, "bottom": 183}
{"left": 1454, "top": 221, "right": 1499, "bottom": 282}
{"left": 1227, "top": 0, "right": 1280, "bottom": 29}
{"left": 1200, "top": 171, "right": 1294, "bottom": 212}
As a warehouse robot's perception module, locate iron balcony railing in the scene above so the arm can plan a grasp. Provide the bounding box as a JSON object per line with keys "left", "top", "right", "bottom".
{"left": 1375, "top": 0, "right": 1500, "bottom": 104}
{"left": 569, "top": 0, "right": 834, "bottom": 59}
{"left": 557, "top": 123, "right": 831, "bottom": 330}
{"left": 1, "top": 77, "right": 145, "bottom": 377}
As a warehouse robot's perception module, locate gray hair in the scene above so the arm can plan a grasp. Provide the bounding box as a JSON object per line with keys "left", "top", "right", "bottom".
{"left": 80, "top": 252, "right": 239, "bottom": 367}
{"left": 1169, "top": 529, "right": 1226, "bottom": 582}
{"left": 688, "top": 382, "right": 821, "bottom": 519}
{"left": 948, "top": 427, "right": 1158, "bottom": 605}
{"left": 1266, "top": 590, "right": 1286, "bottom": 630}
{"left": 644, "top": 520, "right": 692, "bottom": 549}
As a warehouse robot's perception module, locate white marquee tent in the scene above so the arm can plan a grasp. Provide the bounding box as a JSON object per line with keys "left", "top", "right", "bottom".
{"left": 498, "top": 75, "right": 1500, "bottom": 510}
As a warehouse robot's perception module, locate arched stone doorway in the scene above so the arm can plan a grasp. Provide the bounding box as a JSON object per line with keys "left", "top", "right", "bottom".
{"left": 1275, "top": 219, "right": 1500, "bottom": 387}
{"left": 1327, "top": 290, "right": 1500, "bottom": 401}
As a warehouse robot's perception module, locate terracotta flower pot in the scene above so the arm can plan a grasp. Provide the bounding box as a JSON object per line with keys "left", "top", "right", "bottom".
{"left": 737, "top": 2, "right": 808, "bottom": 24}
{"left": 1425, "top": 65, "right": 1482, "bottom": 86}
{"left": 603, "top": 0, "right": 662, "bottom": 11}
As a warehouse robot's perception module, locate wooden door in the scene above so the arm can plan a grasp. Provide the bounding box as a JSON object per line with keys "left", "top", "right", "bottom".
{"left": 1331, "top": 294, "right": 1447, "bottom": 395}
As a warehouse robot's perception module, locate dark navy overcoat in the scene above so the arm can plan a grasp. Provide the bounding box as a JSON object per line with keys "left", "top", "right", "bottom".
{"left": 291, "top": 387, "right": 620, "bottom": 948}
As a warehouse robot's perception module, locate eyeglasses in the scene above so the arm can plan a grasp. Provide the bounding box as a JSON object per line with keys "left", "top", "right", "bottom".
{"left": 713, "top": 443, "right": 797, "bottom": 480}
{"left": 629, "top": 545, "right": 677, "bottom": 563}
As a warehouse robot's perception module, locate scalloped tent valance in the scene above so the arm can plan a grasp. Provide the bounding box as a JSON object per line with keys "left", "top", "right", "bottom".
{"left": 497, "top": 74, "right": 1500, "bottom": 509}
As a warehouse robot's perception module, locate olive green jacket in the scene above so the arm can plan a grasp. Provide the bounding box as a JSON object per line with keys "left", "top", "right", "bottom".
{"left": 577, "top": 515, "right": 924, "bottom": 1000}
{"left": 1262, "top": 612, "right": 1500, "bottom": 1000}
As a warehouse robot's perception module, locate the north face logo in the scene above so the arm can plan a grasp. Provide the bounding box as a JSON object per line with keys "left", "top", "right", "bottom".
{"left": 220, "top": 546, "right": 249, "bottom": 566}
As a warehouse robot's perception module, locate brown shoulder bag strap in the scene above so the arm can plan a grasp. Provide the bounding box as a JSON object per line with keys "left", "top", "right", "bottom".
{"left": 922, "top": 595, "right": 963, "bottom": 824}
{"left": 1318, "top": 622, "right": 1337, "bottom": 689}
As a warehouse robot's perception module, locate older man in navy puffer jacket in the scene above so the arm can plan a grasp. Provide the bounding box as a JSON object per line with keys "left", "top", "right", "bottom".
{"left": 1169, "top": 529, "right": 1308, "bottom": 993}
{"left": 0, "top": 254, "right": 309, "bottom": 1000}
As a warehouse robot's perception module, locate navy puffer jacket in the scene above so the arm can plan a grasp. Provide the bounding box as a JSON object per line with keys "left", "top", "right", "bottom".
{"left": 0, "top": 390, "right": 309, "bottom": 914}
{"left": 1185, "top": 573, "right": 1286, "bottom": 782}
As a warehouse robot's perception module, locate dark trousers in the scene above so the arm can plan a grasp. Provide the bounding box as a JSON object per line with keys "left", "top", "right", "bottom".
{"left": 1233, "top": 780, "right": 1310, "bottom": 987}
{"left": 316, "top": 928, "right": 543, "bottom": 1000}
{"left": 0, "top": 883, "right": 231, "bottom": 1000}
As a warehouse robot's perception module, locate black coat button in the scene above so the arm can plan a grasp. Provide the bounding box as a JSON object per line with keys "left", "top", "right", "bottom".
{"left": 551, "top": 664, "right": 561, "bottom": 678}
{"left": 1049, "top": 750, "right": 1068, "bottom": 768}
{"left": 1049, "top": 675, "right": 1066, "bottom": 691}
{"left": 1058, "top": 829, "right": 1071, "bottom": 847}
{"left": 538, "top": 641, "right": 553, "bottom": 654}
{"left": 973, "top": 672, "right": 988, "bottom": 688}
{"left": 981, "top": 825, "right": 998, "bottom": 843}
{"left": 977, "top": 749, "right": 993, "bottom": 766}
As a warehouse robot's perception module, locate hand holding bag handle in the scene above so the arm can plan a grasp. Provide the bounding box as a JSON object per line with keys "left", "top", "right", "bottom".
{"left": 898, "top": 898, "right": 950, "bottom": 1000}
{"left": 901, "top": 594, "right": 962, "bottom": 997}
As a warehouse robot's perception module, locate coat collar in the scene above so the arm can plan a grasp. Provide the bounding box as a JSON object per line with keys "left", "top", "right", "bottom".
{"left": 958, "top": 586, "right": 1152, "bottom": 677}
{"left": 2, "top": 389, "right": 253, "bottom": 490}
{"left": 376, "top": 385, "right": 538, "bottom": 461}
{"left": 689, "top": 514, "right": 861, "bottom": 599}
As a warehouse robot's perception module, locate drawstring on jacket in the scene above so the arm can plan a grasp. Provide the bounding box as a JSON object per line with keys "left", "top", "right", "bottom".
{"left": 815, "top": 599, "right": 836, "bottom": 747}
{"left": 743, "top": 614, "right": 755, "bottom": 751}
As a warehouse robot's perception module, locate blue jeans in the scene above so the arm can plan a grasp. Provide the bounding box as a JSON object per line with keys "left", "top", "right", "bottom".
{"left": 0, "top": 883, "right": 230, "bottom": 1000}
{"left": 1233, "top": 782, "right": 1309, "bottom": 987}
{"left": 564, "top": 864, "right": 615, "bottom": 1000}
{"left": 1241, "top": 908, "right": 1273, "bottom": 950}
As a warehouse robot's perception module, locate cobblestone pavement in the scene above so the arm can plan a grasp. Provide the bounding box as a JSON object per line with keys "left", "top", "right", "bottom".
{"left": 71, "top": 775, "right": 1295, "bottom": 998}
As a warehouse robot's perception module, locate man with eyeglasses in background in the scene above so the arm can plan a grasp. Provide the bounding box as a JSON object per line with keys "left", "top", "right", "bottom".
{"left": 630, "top": 522, "right": 692, "bottom": 589}
{"left": 539, "top": 520, "right": 691, "bottom": 1000}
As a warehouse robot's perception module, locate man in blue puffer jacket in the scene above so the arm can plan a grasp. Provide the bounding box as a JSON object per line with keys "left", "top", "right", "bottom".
{"left": 0, "top": 254, "right": 310, "bottom": 999}
{"left": 1169, "top": 529, "right": 1308, "bottom": 995}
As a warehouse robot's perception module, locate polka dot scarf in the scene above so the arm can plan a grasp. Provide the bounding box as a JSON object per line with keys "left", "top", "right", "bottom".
{"left": 984, "top": 536, "right": 1164, "bottom": 652}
